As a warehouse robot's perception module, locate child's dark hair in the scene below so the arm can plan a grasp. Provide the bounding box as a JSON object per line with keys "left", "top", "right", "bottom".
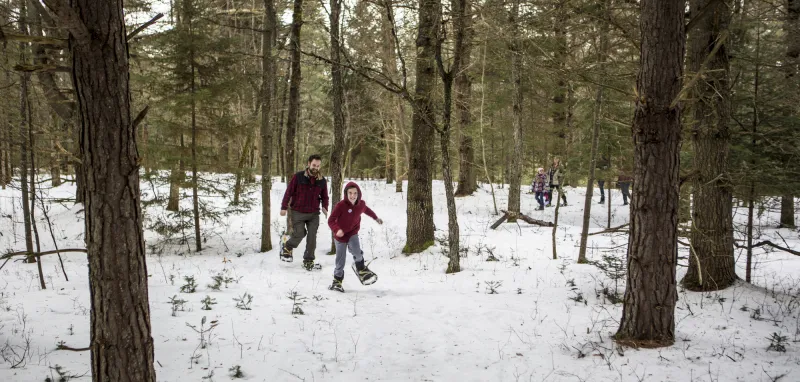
{"left": 308, "top": 154, "right": 322, "bottom": 163}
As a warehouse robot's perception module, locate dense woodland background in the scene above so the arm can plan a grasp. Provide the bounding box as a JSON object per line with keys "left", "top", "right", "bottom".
{"left": 1, "top": 0, "right": 800, "bottom": 378}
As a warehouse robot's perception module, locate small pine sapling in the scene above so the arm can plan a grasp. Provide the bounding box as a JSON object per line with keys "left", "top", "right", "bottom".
{"left": 169, "top": 295, "right": 188, "bottom": 316}
{"left": 229, "top": 365, "right": 245, "bottom": 378}
{"left": 233, "top": 292, "right": 253, "bottom": 310}
{"left": 287, "top": 291, "right": 307, "bottom": 315}
{"left": 767, "top": 332, "right": 788, "bottom": 352}
{"left": 200, "top": 295, "right": 217, "bottom": 311}
{"left": 208, "top": 270, "right": 237, "bottom": 290}
{"left": 484, "top": 280, "right": 503, "bottom": 294}
{"left": 180, "top": 276, "right": 198, "bottom": 293}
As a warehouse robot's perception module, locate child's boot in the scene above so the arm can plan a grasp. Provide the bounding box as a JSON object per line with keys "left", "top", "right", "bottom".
{"left": 329, "top": 277, "right": 344, "bottom": 292}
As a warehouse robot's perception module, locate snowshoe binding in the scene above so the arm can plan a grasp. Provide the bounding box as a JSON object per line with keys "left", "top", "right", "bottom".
{"left": 303, "top": 260, "right": 322, "bottom": 271}
{"left": 352, "top": 261, "right": 377, "bottom": 285}
{"left": 328, "top": 278, "right": 344, "bottom": 293}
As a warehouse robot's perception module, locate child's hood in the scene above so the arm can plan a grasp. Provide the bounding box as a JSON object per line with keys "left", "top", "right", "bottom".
{"left": 343, "top": 181, "right": 362, "bottom": 205}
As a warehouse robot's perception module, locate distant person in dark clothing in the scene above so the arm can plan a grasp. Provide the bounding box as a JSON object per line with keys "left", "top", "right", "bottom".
{"left": 617, "top": 173, "right": 632, "bottom": 206}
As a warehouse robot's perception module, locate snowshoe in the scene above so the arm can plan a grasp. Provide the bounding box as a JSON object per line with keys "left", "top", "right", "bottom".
{"left": 352, "top": 262, "right": 377, "bottom": 285}
{"left": 328, "top": 279, "right": 345, "bottom": 293}
{"left": 303, "top": 260, "right": 322, "bottom": 271}
{"left": 279, "top": 233, "right": 293, "bottom": 262}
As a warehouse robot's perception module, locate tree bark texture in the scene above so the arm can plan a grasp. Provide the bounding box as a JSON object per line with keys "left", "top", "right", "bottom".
{"left": 18, "top": 0, "right": 35, "bottom": 262}
{"left": 261, "top": 0, "right": 277, "bottom": 252}
{"left": 780, "top": 195, "right": 795, "bottom": 228}
{"left": 403, "top": 0, "right": 439, "bottom": 253}
{"left": 453, "top": 0, "right": 476, "bottom": 197}
{"left": 64, "top": 0, "right": 157, "bottom": 378}
{"left": 778, "top": 0, "right": 798, "bottom": 229}
{"left": 284, "top": 0, "right": 303, "bottom": 181}
{"left": 682, "top": 0, "right": 736, "bottom": 291}
{"left": 551, "top": 0, "right": 568, "bottom": 152}
{"left": 506, "top": 0, "right": 523, "bottom": 222}
{"left": 615, "top": 0, "right": 684, "bottom": 347}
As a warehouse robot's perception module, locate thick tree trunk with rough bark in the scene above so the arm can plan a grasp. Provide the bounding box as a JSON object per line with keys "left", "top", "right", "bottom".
{"left": 506, "top": 0, "right": 523, "bottom": 222}
{"left": 682, "top": 0, "right": 736, "bottom": 291}
{"left": 284, "top": 0, "right": 303, "bottom": 181}
{"left": 403, "top": 0, "right": 439, "bottom": 253}
{"left": 57, "top": 0, "right": 158, "bottom": 377}
{"left": 453, "top": 0, "right": 475, "bottom": 197}
{"left": 261, "top": 0, "right": 276, "bottom": 253}
{"left": 615, "top": 0, "right": 684, "bottom": 348}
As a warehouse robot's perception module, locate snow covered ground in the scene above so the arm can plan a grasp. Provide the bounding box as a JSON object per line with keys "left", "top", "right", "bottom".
{"left": 2, "top": 176, "right": 800, "bottom": 381}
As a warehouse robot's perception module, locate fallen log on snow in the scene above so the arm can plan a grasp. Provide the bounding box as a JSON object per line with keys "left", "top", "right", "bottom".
{"left": 490, "top": 210, "right": 554, "bottom": 229}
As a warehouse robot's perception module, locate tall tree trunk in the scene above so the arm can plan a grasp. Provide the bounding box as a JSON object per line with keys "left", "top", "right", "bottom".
{"left": 285, "top": 0, "right": 303, "bottom": 181}
{"left": 276, "top": 63, "right": 289, "bottom": 182}
{"left": 51, "top": 116, "right": 62, "bottom": 187}
{"left": 403, "top": 0, "right": 439, "bottom": 253}
{"left": 681, "top": 0, "right": 736, "bottom": 291}
{"left": 453, "top": 0, "right": 475, "bottom": 197}
{"left": 329, "top": 0, "right": 346, "bottom": 254}
{"left": 188, "top": 4, "right": 202, "bottom": 253}
{"left": 233, "top": 132, "right": 254, "bottom": 205}
{"left": 779, "top": 0, "right": 799, "bottom": 228}
{"left": 167, "top": 135, "right": 184, "bottom": 212}
{"left": 437, "top": 0, "right": 466, "bottom": 273}
{"left": 551, "top": 0, "right": 568, "bottom": 152}
{"left": 395, "top": 96, "right": 406, "bottom": 193}
{"left": 261, "top": 0, "right": 277, "bottom": 253}
{"left": 578, "top": 1, "right": 610, "bottom": 264}
{"left": 478, "top": 41, "right": 498, "bottom": 214}
{"left": 58, "top": 0, "right": 158, "bottom": 377}
{"left": 780, "top": 196, "right": 795, "bottom": 228}
{"left": 17, "top": 0, "right": 35, "bottom": 263}
{"left": 615, "top": 0, "right": 684, "bottom": 347}
{"left": 506, "top": 0, "right": 523, "bottom": 222}
{"left": 379, "top": 0, "right": 398, "bottom": 186}
{"left": 30, "top": 111, "right": 46, "bottom": 288}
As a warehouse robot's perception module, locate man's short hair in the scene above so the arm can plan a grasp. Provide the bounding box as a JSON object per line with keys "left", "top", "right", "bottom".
{"left": 308, "top": 154, "right": 322, "bottom": 163}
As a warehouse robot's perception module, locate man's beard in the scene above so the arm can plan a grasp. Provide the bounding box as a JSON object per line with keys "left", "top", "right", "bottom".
{"left": 309, "top": 168, "right": 319, "bottom": 175}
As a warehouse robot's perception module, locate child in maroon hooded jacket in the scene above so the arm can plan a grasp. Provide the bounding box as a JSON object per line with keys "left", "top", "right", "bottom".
{"left": 327, "top": 181, "right": 383, "bottom": 292}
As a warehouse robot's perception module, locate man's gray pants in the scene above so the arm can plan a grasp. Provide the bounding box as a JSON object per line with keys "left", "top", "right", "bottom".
{"left": 287, "top": 209, "right": 320, "bottom": 261}
{"left": 333, "top": 235, "right": 363, "bottom": 280}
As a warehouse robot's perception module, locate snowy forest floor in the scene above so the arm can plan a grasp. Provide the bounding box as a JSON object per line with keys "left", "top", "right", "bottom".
{"left": 2, "top": 176, "right": 800, "bottom": 381}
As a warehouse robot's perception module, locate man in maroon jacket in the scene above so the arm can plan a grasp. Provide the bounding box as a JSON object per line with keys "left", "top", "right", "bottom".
{"left": 280, "top": 154, "right": 329, "bottom": 270}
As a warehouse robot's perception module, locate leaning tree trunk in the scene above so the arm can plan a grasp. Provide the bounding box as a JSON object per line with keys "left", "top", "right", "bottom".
{"left": 57, "top": 0, "right": 158, "bottom": 378}
{"left": 453, "top": 0, "right": 475, "bottom": 197}
{"left": 578, "top": 1, "right": 609, "bottom": 264}
{"left": 505, "top": 0, "right": 523, "bottom": 223}
{"left": 615, "top": 0, "right": 684, "bottom": 348}
{"left": 260, "top": 0, "right": 277, "bottom": 253}
{"left": 403, "top": 0, "right": 438, "bottom": 254}
{"left": 284, "top": 0, "right": 303, "bottom": 181}
{"left": 328, "top": 0, "right": 347, "bottom": 253}
{"left": 438, "top": 0, "right": 466, "bottom": 273}
{"left": 681, "top": 0, "right": 736, "bottom": 292}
